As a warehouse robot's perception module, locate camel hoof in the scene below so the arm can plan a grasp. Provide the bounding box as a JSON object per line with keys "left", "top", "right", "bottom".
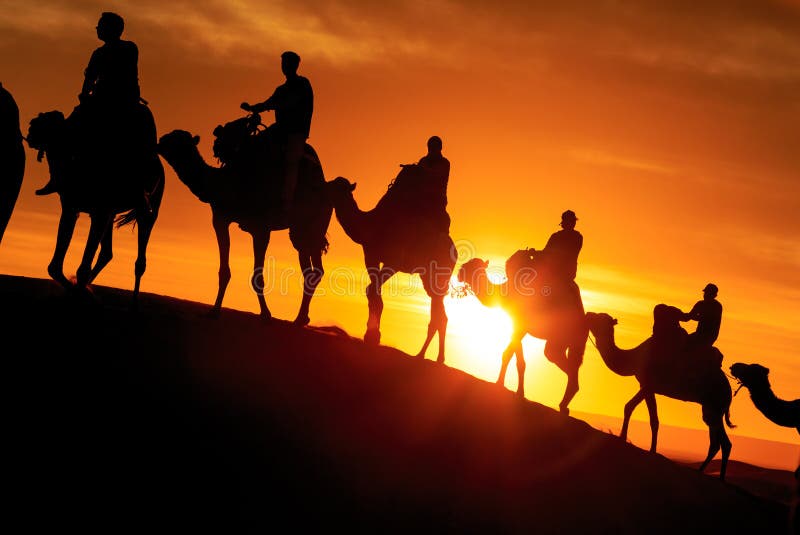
{"left": 559, "top": 405, "right": 570, "bottom": 416}
{"left": 414, "top": 352, "right": 425, "bottom": 359}
{"left": 206, "top": 307, "right": 222, "bottom": 319}
{"left": 48, "top": 265, "right": 72, "bottom": 288}
{"left": 66, "top": 284, "right": 97, "bottom": 306}
{"left": 293, "top": 315, "right": 310, "bottom": 327}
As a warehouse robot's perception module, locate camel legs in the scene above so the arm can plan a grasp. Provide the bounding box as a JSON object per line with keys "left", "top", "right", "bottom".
{"left": 210, "top": 213, "right": 231, "bottom": 318}
{"left": 76, "top": 212, "right": 114, "bottom": 288}
{"left": 544, "top": 340, "right": 580, "bottom": 414}
{"left": 48, "top": 207, "right": 79, "bottom": 287}
{"left": 621, "top": 389, "right": 646, "bottom": 443}
{"left": 294, "top": 250, "right": 324, "bottom": 326}
{"left": 645, "top": 394, "right": 659, "bottom": 453}
{"left": 88, "top": 219, "right": 114, "bottom": 284}
{"left": 131, "top": 209, "right": 158, "bottom": 309}
{"left": 249, "top": 228, "right": 271, "bottom": 320}
{"left": 496, "top": 334, "right": 526, "bottom": 397}
{"left": 0, "top": 156, "right": 23, "bottom": 245}
{"left": 620, "top": 390, "right": 659, "bottom": 452}
{"left": 365, "top": 264, "right": 393, "bottom": 345}
{"left": 699, "top": 405, "right": 731, "bottom": 481}
{"left": 416, "top": 271, "right": 450, "bottom": 363}
{"left": 514, "top": 341, "right": 526, "bottom": 397}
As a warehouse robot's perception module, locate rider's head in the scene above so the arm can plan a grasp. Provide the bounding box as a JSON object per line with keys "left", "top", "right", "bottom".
{"left": 97, "top": 12, "right": 124, "bottom": 42}
{"left": 427, "top": 136, "right": 443, "bottom": 156}
{"left": 703, "top": 283, "right": 718, "bottom": 299}
{"left": 281, "top": 51, "right": 301, "bottom": 77}
{"left": 560, "top": 209, "right": 577, "bottom": 230}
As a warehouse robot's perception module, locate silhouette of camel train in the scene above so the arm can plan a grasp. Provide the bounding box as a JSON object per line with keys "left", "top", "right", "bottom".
{"left": 1, "top": 10, "right": 797, "bottom": 506}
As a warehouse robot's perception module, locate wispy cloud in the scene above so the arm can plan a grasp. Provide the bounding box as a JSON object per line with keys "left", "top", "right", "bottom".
{"left": 569, "top": 148, "right": 678, "bottom": 175}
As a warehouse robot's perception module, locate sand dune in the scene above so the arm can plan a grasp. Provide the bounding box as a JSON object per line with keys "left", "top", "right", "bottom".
{"left": 4, "top": 275, "right": 794, "bottom": 533}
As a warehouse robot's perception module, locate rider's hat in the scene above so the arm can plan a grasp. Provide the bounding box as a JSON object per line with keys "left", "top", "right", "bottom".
{"left": 561, "top": 210, "right": 578, "bottom": 223}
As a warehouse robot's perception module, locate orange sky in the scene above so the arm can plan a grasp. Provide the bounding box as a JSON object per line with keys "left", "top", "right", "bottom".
{"left": 1, "top": 1, "right": 798, "bottom": 468}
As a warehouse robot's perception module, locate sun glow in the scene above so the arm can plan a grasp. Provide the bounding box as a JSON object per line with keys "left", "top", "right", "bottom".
{"left": 445, "top": 274, "right": 514, "bottom": 382}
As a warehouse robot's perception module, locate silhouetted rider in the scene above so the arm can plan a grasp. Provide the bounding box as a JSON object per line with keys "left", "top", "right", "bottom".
{"left": 241, "top": 51, "right": 313, "bottom": 216}
{"left": 680, "top": 283, "right": 722, "bottom": 348}
{"left": 543, "top": 210, "right": 582, "bottom": 283}
{"left": 36, "top": 11, "right": 143, "bottom": 196}
{"left": 417, "top": 135, "right": 450, "bottom": 213}
{"left": 80, "top": 12, "right": 140, "bottom": 107}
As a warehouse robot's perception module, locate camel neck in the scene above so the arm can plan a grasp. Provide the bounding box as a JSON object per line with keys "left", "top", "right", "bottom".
{"left": 332, "top": 191, "right": 369, "bottom": 244}
{"left": 594, "top": 328, "right": 638, "bottom": 377}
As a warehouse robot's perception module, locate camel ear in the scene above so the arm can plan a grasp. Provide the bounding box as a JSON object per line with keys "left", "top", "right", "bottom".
{"left": 483, "top": 259, "right": 490, "bottom": 267}
{"left": 349, "top": 182, "right": 357, "bottom": 192}
{"left": 193, "top": 135, "right": 200, "bottom": 145}
{"left": 612, "top": 318, "right": 618, "bottom": 325}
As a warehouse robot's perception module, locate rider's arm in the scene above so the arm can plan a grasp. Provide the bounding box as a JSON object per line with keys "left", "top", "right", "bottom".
{"left": 80, "top": 49, "right": 101, "bottom": 99}
{"left": 680, "top": 302, "right": 701, "bottom": 322}
{"left": 249, "top": 85, "right": 282, "bottom": 113}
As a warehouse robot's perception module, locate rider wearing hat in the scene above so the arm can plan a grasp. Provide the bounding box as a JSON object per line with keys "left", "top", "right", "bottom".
{"left": 543, "top": 210, "right": 583, "bottom": 283}
{"left": 680, "top": 283, "right": 723, "bottom": 348}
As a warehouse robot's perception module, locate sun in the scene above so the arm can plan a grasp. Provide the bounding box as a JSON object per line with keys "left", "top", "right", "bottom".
{"left": 445, "top": 274, "right": 515, "bottom": 382}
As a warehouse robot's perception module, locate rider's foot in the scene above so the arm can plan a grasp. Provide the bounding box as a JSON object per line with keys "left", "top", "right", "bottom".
{"left": 35, "top": 181, "right": 58, "bottom": 196}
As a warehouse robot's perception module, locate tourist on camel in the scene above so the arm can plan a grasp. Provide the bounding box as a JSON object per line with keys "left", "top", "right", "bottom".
{"left": 541, "top": 210, "right": 583, "bottom": 306}
{"left": 241, "top": 51, "right": 313, "bottom": 219}
{"left": 36, "top": 11, "right": 149, "bottom": 197}
{"left": 681, "top": 283, "right": 723, "bottom": 349}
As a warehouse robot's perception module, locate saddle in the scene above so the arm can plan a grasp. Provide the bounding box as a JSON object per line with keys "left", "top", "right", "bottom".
{"left": 212, "top": 113, "right": 265, "bottom": 168}
{"left": 647, "top": 304, "right": 723, "bottom": 388}
{"left": 375, "top": 163, "right": 450, "bottom": 236}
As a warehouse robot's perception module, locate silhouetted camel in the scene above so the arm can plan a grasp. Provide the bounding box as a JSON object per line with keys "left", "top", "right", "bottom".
{"left": 0, "top": 83, "right": 25, "bottom": 245}
{"left": 325, "top": 176, "right": 454, "bottom": 362}
{"left": 586, "top": 312, "right": 735, "bottom": 480}
{"left": 730, "top": 364, "right": 800, "bottom": 532}
{"left": 157, "top": 129, "right": 332, "bottom": 323}
{"left": 26, "top": 110, "right": 163, "bottom": 305}
{"left": 457, "top": 254, "right": 588, "bottom": 413}
{"left": 729, "top": 363, "right": 799, "bottom": 432}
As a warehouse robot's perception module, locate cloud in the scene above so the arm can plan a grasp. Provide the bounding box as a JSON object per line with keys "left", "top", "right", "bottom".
{"left": 569, "top": 148, "right": 678, "bottom": 175}
{"left": 3, "top": 0, "right": 800, "bottom": 82}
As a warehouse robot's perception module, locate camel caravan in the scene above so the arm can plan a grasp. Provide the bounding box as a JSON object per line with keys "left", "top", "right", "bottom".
{"left": 2, "top": 11, "right": 797, "bottom": 493}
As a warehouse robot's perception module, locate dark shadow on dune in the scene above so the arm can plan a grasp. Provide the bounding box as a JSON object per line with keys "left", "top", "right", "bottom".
{"left": 3, "top": 274, "right": 790, "bottom": 533}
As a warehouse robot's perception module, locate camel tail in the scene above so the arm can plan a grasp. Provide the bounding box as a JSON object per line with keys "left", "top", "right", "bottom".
{"left": 115, "top": 209, "right": 138, "bottom": 229}
{"left": 725, "top": 409, "right": 736, "bottom": 429}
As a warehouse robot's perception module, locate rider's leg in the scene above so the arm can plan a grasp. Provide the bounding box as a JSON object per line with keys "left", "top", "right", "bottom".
{"left": 282, "top": 134, "right": 305, "bottom": 213}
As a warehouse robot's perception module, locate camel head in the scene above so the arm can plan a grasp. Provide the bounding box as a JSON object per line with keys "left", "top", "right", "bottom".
{"left": 585, "top": 312, "right": 618, "bottom": 339}
{"left": 325, "top": 176, "right": 359, "bottom": 210}
{"left": 456, "top": 258, "right": 489, "bottom": 289}
{"left": 157, "top": 129, "right": 200, "bottom": 166}
{"left": 327, "top": 176, "right": 356, "bottom": 196}
{"left": 26, "top": 110, "right": 66, "bottom": 161}
{"left": 730, "top": 362, "right": 771, "bottom": 389}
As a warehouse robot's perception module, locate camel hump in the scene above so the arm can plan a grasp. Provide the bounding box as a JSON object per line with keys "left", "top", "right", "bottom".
{"left": 652, "top": 304, "right": 686, "bottom": 341}
{"left": 374, "top": 163, "right": 450, "bottom": 234}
